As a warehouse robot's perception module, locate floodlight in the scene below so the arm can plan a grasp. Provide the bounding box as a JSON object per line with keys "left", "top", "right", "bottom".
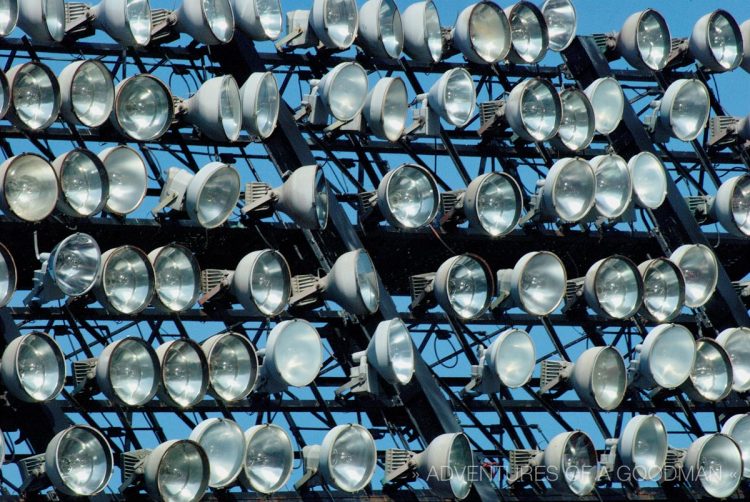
{"left": 358, "top": 0, "right": 403, "bottom": 58}
{"left": 365, "top": 318, "right": 415, "bottom": 385}
{"left": 721, "top": 414, "right": 750, "bottom": 477}
{"left": 0, "top": 70, "right": 9, "bottom": 120}
{"left": 96, "top": 337, "right": 159, "bottom": 406}
{"left": 156, "top": 339, "right": 208, "bottom": 408}
{"left": 454, "top": 2, "right": 511, "bottom": 64}
{"left": 231, "top": 0, "right": 282, "bottom": 41}
{"left": 638, "top": 258, "right": 685, "bottom": 322}
{"left": 141, "top": 440, "right": 210, "bottom": 502}
{"left": 52, "top": 149, "right": 109, "bottom": 217}
{"left": 240, "top": 72, "right": 279, "bottom": 139}
{"left": 376, "top": 164, "right": 439, "bottom": 229}
{"left": 543, "top": 431, "right": 597, "bottom": 496}
{"left": 179, "top": 75, "right": 241, "bottom": 142}
{"left": 310, "top": 0, "right": 358, "bottom": 50}
{"left": 415, "top": 433, "right": 474, "bottom": 499}
{"left": 650, "top": 79, "right": 710, "bottom": 141}
{"left": 314, "top": 249, "right": 379, "bottom": 315}
{"left": 91, "top": 0, "right": 153, "bottom": 47}
{"left": 538, "top": 157, "right": 596, "bottom": 223}
{"left": 17, "top": 0, "right": 64, "bottom": 42}
{"left": 6, "top": 62, "right": 61, "bottom": 131}
{"left": 590, "top": 154, "right": 633, "bottom": 219}
{"left": 683, "top": 338, "right": 732, "bottom": 402}
{"left": 230, "top": 249, "right": 291, "bottom": 316}
{"left": 743, "top": 20, "right": 750, "bottom": 73}
{"left": 427, "top": 68, "right": 475, "bottom": 127}
{"left": 616, "top": 415, "right": 668, "bottom": 481}
{"left": 364, "top": 77, "right": 408, "bottom": 142}
{"left": 690, "top": 10, "right": 743, "bottom": 72}
{"left": 584, "top": 77, "right": 624, "bottom": 135}
{"left": 630, "top": 323, "right": 696, "bottom": 390}
{"left": 540, "top": 0, "right": 576, "bottom": 51}
{"left": 174, "top": 0, "right": 234, "bottom": 45}
{"left": 716, "top": 327, "right": 750, "bottom": 392}
{"left": 201, "top": 332, "right": 258, "bottom": 402}
{"left": 58, "top": 60, "right": 114, "bottom": 128}
{"left": 616, "top": 9, "right": 671, "bottom": 71}
{"left": 156, "top": 163, "right": 240, "bottom": 228}
{"left": 242, "top": 424, "right": 294, "bottom": 493}
{"left": 0, "top": 243, "right": 15, "bottom": 307}
{"left": 0, "top": 154, "right": 58, "bottom": 222}
{"left": 244, "top": 164, "right": 329, "bottom": 229}
{"left": 497, "top": 251, "right": 566, "bottom": 316}
{"left": 555, "top": 88, "right": 594, "bottom": 151}
{"left": 96, "top": 146, "right": 148, "bottom": 215}
{"left": 314, "top": 62, "right": 368, "bottom": 123}
{"left": 583, "top": 256, "right": 642, "bottom": 319}
{"left": 470, "top": 328, "right": 536, "bottom": 392}
{"left": 710, "top": 175, "right": 750, "bottom": 237}
{"left": 94, "top": 246, "right": 155, "bottom": 315}
{"left": 44, "top": 426, "right": 113, "bottom": 496}
{"left": 299, "top": 424, "right": 376, "bottom": 492}
{"left": 505, "top": 78, "right": 562, "bottom": 142}
{"left": 628, "top": 152, "right": 667, "bottom": 209}
{"left": 669, "top": 244, "right": 718, "bottom": 308}
{"left": 257, "top": 319, "right": 322, "bottom": 393}
{"left": 505, "top": 2, "right": 549, "bottom": 64}
{"left": 0, "top": 0, "right": 16, "bottom": 36}
{"left": 462, "top": 172, "right": 523, "bottom": 237}
{"left": 111, "top": 74, "right": 174, "bottom": 141}
{"left": 683, "top": 434, "right": 742, "bottom": 498}
{"left": 189, "top": 418, "right": 245, "bottom": 489}
{"left": 148, "top": 244, "right": 201, "bottom": 312}
{"left": 431, "top": 254, "right": 491, "bottom": 319}
{"left": 402, "top": 1, "right": 442, "bottom": 63}
{"left": 570, "top": 346, "right": 627, "bottom": 410}
{"left": 1, "top": 331, "right": 65, "bottom": 402}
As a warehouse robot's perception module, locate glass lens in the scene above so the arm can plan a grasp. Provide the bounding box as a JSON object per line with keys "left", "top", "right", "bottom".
{"left": 101, "top": 147, "right": 147, "bottom": 215}
{"left": 520, "top": 80, "right": 559, "bottom": 141}
{"left": 157, "top": 442, "right": 206, "bottom": 501}
{"left": 541, "top": 0, "right": 575, "bottom": 51}
{"left": 673, "top": 245, "right": 717, "bottom": 308}
{"left": 642, "top": 260, "right": 682, "bottom": 321}
{"left": 594, "top": 258, "right": 640, "bottom": 319}
{"left": 4, "top": 155, "right": 57, "bottom": 221}
{"left": 219, "top": 77, "right": 241, "bottom": 140}
{"left": 71, "top": 63, "right": 113, "bottom": 127}
{"left": 588, "top": 78, "right": 623, "bottom": 135}
{"left": 721, "top": 329, "right": 750, "bottom": 392}
{"left": 116, "top": 76, "right": 171, "bottom": 141}
{"left": 355, "top": 251, "right": 379, "bottom": 313}
{"left": 476, "top": 174, "right": 519, "bottom": 236}
{"left": 0, "top": 248, "right": 12, "bottom": 305}
{"left": 61, "top": 151, "right": 105, "bottom": 216}
{"left": 424, "top": 1, "right": 442, "bottom": 61}
{"left": 630, "top": 417, "right": 667, "bottom": 479}
{"left": 558, "top": 90, "right": 592, "bottom": 151}
{"left": 56, "top": 428, "right": 109, "bottom": 495}
{"left": 315, "top": 169, "right": 329, "bottom": 229}
{"left": 271, "top": 321, "right": 322, "bottom": 387}
{"left": 163, "top": 341, "right": 205, "bottom": 407}
{"left": 731, "top": 176, "right": 750, "bottom": 235}
{"left": 103, "top": 248, "right": 152, "bottom": 314}
{"left": 649, "top": 326, "right": 694, "bottom": 389}
{"left": 379, "top": 0, "right": 402, "bottom": 58}
{"left": 250, "top": 251, "right": 289, "bottom": 316}
{"left": 17, "top": 333, "right": 63, "bottom": 401}
{"left": 0, "top": 0, "right": 16, "bottom": 36}
{"left": 245, "top": 426, "right": 293, "bottom": 493}
{"left": 669, "top": 80, "right": 709, "bottom": 141}
{"left": 386, "top": 165, "right": 437, "bottom": 228}
{"left": 255, "top": 73, "right": 279, "bottom": 138}
{"left": 203, "top": 0, "right": 233, "bottom": 42}
{"left": 125, "top": 0, "right": 152, "bottom": 45}
{"left": 52, "top": 234, "right": 100, "bottom": 297}
{"left": 691, "top": 340, "right": 730, "bottom": 401}
{"left": 470, "top": 3, "right": 507, "bottom": 63}
{"left": 323, "top": 0, "right": 357, "bottom": 48}
{"left": 708, "top": 12, "right": 741, "bottom": 70}
{"left": 13, "top": 64, "right": 56, "bottom": 130}
{"left": 196, "top": 165, "right": 239, "bottom": 227}
{"left": 494, "top": 330, "right": 534, "bottom": 388}
{"left": 595, "top": 156, "right": 631, "bottom": 219}
{"left": 592, "top": 348, "right": 625, "bottom": 409}
{"left": 630, "top": 152, "right": 667, "bottom": 209}
{"left": 518, "top": 252, "right": 566, "bottom": 315}
{"left": 197, "top": 421, "right": 244, "bottom": 487}
{"left": 327, "top": 63, "right": 367, "bottom": 121}
{"left": 510, "top": 4, "right": 544, "bottom": 62}
{"left": 637, "top": 11, "right": 670, "bottom": 70}
{"left": 562, "top": 433, "right": 596, "bottom": 495}
{"left": 329, "top": 427, "right": 375, "bottom": 492}
{"left": 209, "top": 335, "right": 254, "bottom": 401}
{"left": 447, "top": 256, "right": 489, "bottom": 319}
{"left": 109, "top": 339, "right": 156, "bottom": 405}
{"left": 448, "top": 435, "right": 473, "bottom": 499}
{"left": 443, "top": 69, "right": 474, "bottom": 126}
{"left": 256, "top": 0, "right": 282, "bottom": 39}
{"left": 44, "top": 0, "right": 65, "bottom": 41}
{"left": 551, "top": 159, "right": 595, "bottom": 222}
{"left": 699, "top": 435, "right": 742, "bottom": 498}
{"left": 381, "top": 79, "right": 407, "bottom": 141}
{"left": 725, "top": 416, "right": 750, "bottom": 477}
{"left": 387, "top": 320, "right": 414, "bottom": 384}
{"left": 154, "top": 246, "right": 199, "bottom": 312}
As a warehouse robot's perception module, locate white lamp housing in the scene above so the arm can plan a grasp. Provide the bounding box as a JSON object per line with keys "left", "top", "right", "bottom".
{"left": 583, "top": 255, "right": 643, "bottom": 320}
{"left": 148, "top": 243, "right": 201, "bottom": 313}
{"left": 540, "top": 0, "right": 576, "bottom": 51}
{"left": 690, "top": 10, "right": 743, "bottom": 72}
{"left": 413, "top": 433, "right": 474, "bottom": 499}
{"left": 309, "top": 0, "right": 358, "bottom": 50}
{"left": 231, "top": 0, "right": 282, "bottom": 41}
{"left": 90, "top": 0, "right": 153, "bottom": 47}
{"left": 201, "top": 332, "right": 258, "bottom": 402}
{"left": 1, "top": 331, "right": 65, "bottom": 402}
{"left": 649, "top": 79, "right": 710, "bottom": 142}
{"left": 462, "top": 172, "right": 523, "bottom": 237}
{"left": 584, "top": 77, "right": 624, "bottom": 135}
{"left": 616, "top": 415, "right": 668, "bottom": 481}
{"left": 682, "top": 337, "right": 733, "bottom": 402}
{"left": 230, "top": 249, "right": 291, "bottom": 316}
{"left": 505, "top": 2, "right": 549, "bottom": 64}
{"left": 357, "top": 0, "right": 403, "bottom": 59}
{"left": 156, "top": 338, "right": 208, "bottom": 408}
{"left": 318, "top": 249, "right": 380, "bottom": 315}
{"left": 376, "top": 164, "right": 439, "bottom": 230}
{"left": 716, "top": 327, "right": 750, "bottom": 393}
{"left": 432, "top": 254, "right": 492, "bottom": 320}
{"left": 426, "top": 68, "right": 476, "bottom": 128}
{"left": 141, "top": 439, "right": 210, "bottom": 502}
{"left": 309, "top": 62, "right": 368, "bottom": 124}
{"left": 638, "top": 258, "right": 685, "bottom": 322}
{"left": 364, "top": 77, "right": 408, "bottom": 142}
{"left": 538, "top": 157, "right": 596, "bottom": 223}
{"left": 402, "top": 0, "right": 442, "bottom": 63}
{"left": 98, "top": 145, "right": 148, "bottom": 215}
{"left": 189, "top": 418, "right": 245, "bottom": 489}
{"left": 111, "top": 74, "right": 175, "bottom": 141}
{"left": 628, "top": 152, "right": 668, "bottom": 209}
{"left": 542, "top": 431, "right": 597, "bottom": 496}
{"left": 616, "top": 9, "right": 671, "bottom": 71}
{"left": 360, "top": 317, "right": 415, "bottom": 386}
{"left": 173, "top": 0, "right": 235, "bottom": 45}
{"left": 496, "top": 251, "right": 567, "bottom": 316}
{"left": 181, "top": 75, "right": 242, "bottom": 142}
{"left": 96, "top": 337, "right": 159, "bottom": 406}
{"left": 570, "top": 346, "right": 627, "bottom": 410}
{"left": 6, "top": 62, "right": 61, "bottom": 131}
{"left": 58, "top": 60, "right": 114, "bottom": 128}
{"left": 590, "top": 154, "right": 633, "bottom": 220}
{"left": 555, "top": 88, "right": 595, "bottom": 152}
{"left": 669, "top": 244, "right": 718, "bottom": 308}
{"left": 467, "top": 328, "right": 535, "bottom": 393}
{"left": 256, "top": 319, "right": 323, "bottom": 393}
{"left": 721, "top": 414, "right": 750, "bottom": 478}
{"left": 43, "top": 426, "right": 114, "bottom": 496}
{"left": 241, "top": 424, "right": 295, "bottom": 493}
{"left": 682, "top": 434, "right": 743, "bottom": 498}
{"left": 629, "top": 323, "right": 696, "bottom": 390}
{"left": 94, "top": 246, "right": 155, "bottom": 315}
{"left": 240, "top": 71, "right": 279, "bottom": 139}
{"left": 0, "top": 0, "right": 17, "bottom": 37}
{"left": 17, "top": 0, "right": 65, "bottom": 42}
{"left": 53, "top": 149, "right": 109, "bottom": 217}
{"left": 0, "top": 153, "right": 59, "bottom": 222}
{"left": 0, "top": 243, "right": 15, "bottom": 307}
{"left": 505, "top": 78, "right": 562, "bottom": 142}
{"left": 453, "top": 2, "right": 511, "bottom": 64}
{"left": 710, "top": 174, "right": 750, "bottom": 237}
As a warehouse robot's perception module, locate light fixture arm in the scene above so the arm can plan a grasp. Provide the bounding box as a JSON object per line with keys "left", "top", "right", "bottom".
{"left": 336, "top": 351, "right": 380, "bottom": 396}
{"left": 242, "top": 182, "right": 277, "bottom": 215}
{"left": 408, "top": 273, "right": 437, "bottom": 313}
{"left": 383, "top": 448, "right": 418, "bottom": 486}
{"left": 23, "top": 255, "right": 64, "bottom": 307}
{"left": 539, "top": 359, "right": 574, "bottom": 393}
{"left": 71, "top": 358, "right": 99, "bottom": 398}
{"left": 152, "top": 167, "right": 193, "bottom": 216}
{"left": 406, "top": 94, "right": 440, "bottom": 137}
{"left": 18, "top": 454, "right": 51, "bottom": 494}
{"left": 118, "top": 449, "right": 151, "bottom": 494}
{"left": 294, "top": 445, "right": 323, "bottom": 491}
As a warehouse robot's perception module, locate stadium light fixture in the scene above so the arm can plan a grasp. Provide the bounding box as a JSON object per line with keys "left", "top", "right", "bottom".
{"left": 240, "top": 71, "right": 279, "bottom": 139}
{"left": 505, "top": 2, "right": 549, "bottom": 64}
{"left": 241, "top": 424, "right": 294, "bottom": 493}
{"left": 505, "top": 78, "right": 562, "bottom": 142}
{"left": 367, "top": 163, "right": 439, "bottom": 230}
{"left": 716, "top": 327, "right": 750, "bottom": 392}
{"left": 694, "top": 174, "right": 750, "bottom": 237}
{"left": 669, "top": 244, "right": 718, "bottom": 308}
{"left": 554, "top": 88, "right": 595, "bottom": 152}
{"left": 17, "top": 0, "right": 65, "bottom": 42}
{"left": 590, "top": 154, "right": 633, "bottom": 220}
{"left": 534, "top": 157, "right": 596, "bottom": 224}
{"left": 540, "top": 0, "right": 576, "bottom": 51}
{"left": 637, "top": 258, "right": 685, "bottom": 322}
{"left": 358, "top": 0, "right": 403, "bottom": 59}
{"left": 171, "top": 0, "right": 234, "bottom": 45}
{"left": 0, "top": 0, "right": 16, "bottom": 37}
{"left": 58, "top": 60, "right": 114, "bottom": 128}
{"left": 363, "top": 77, "right": 408, "bottom": 142}
{"left": 600, "top": 415, "right": 667, "bottom": 482}
{"left": 1, "top": 331, "right": 65, "bottom": 402}
{"left": 148, "top": 244, "right": 201, "bottom": 313}
{"left": 93, "top": 246, "right": 155, "bottom": 315}
{"left": 453, "top": 2, "right": 511, "bottom": 64}
{"left": 256, "top": 319, "right": 323, "bottom": 393}
{"left": 0, "top": 243, "right": 16, "bottom": 308}
{"left": 301, "top": 62, "right": 368, "bottom": 127}
{"left": 721, "top": 414, "right": 750, "bottom": 478}
{"left": 98, "top": 145, "right": 148, "bottom": 215}
{"left": 584, "top": 77, "right": 624, "bottom": 135}
{"left": 0, "top": 153, "right": 59, "bottom": 222}
{"left": 462, "top": 328, "right": 535, "bottom": 396}
{"left": 0, "top": 70, "right": 9, "bottom": 121}
{"left": 682, "top": 434, "right": 742, "bottom": 498}
{"left": 402, "top": 0, "right": 442, "bottom": 63}
{"left": 284, "top": 0, "right": 358, "bottom": 51}
{"left": 178, "top": 75, "right": 242, "bottom": 142}
{"left": 411, "top": 68, "right": 476, "bottom": 137}
{"left": 53, "top": 149, "right": 109, "bottom": 218}
{"left": 156, "top": 338, "right": 208, "bottom": 408}
{"left": 94, "top": 337, "right": 159, "bottom": 406}
{"left": 189, "top": 418, "right": 245, "bottom": 489}
{"left": 615, "top": 9, "right": 671, "bottom": 71}
{"left": 582, "top": 255, "right": 643, "bottom": 320}
{"left": 495, "top": 251, "right": 567, "bottom": 316}
{"left": 7, "top": 62, "right": 61, "bottom": 131}
{"left": 682, "top": 338, "right": 733, "bottom": 403}
{"left": 629, "top": 323, "right": 696, "bottom": 390}
{"left": 89, "top": 0, "right": 153, "bottom": 47}
{"left": 628, "top": 152, "right": 668, "bottom": 210}
{"left": 231, "top": 0, "right": 282, "bottom": 41}
{"left": 689, "top": 10, "right": 743, "bottom": 72}
{"left": 201, "top": 332, "right": 258, "bottom": 402}
{"left": 647, "top": 79, "right": 710, "bottom": 142}
{"left": 111, "top": 74, "right": 174, "bottom": 141}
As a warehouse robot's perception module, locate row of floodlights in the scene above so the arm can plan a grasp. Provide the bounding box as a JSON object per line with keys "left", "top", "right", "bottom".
{"left": 0, "top": 60, "right": 278, "bottom": 140}
{"left": 8, "top": 316, "right": 416, "bottom": 407}
{"left": 15, "top": 412, "right": 750, "bottom": 500}
{"left": 456, "top": 322, "right": 750, "bottom": 409}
